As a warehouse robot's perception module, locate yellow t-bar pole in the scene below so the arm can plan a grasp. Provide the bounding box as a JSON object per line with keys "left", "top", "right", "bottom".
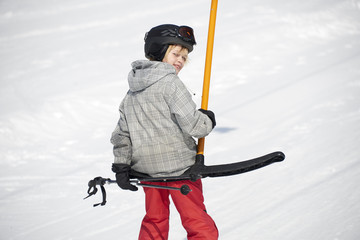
{"left": 197, "top": 0, "right": 218, "bottom": 157}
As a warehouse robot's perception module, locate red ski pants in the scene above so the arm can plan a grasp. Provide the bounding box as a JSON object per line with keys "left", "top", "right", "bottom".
{"left": 138, "top": 179, "right": 218, "bottom": 240}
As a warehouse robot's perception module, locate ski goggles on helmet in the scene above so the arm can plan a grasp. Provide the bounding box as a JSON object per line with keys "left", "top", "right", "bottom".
{"left": 171, "top": 25, "right": 196, "bottom": 45}
{"left": 145, "top": 25, "right": 196, "bottom": 46}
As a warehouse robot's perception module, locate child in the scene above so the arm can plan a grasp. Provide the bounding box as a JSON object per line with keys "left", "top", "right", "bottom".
{"left": 111, "top": 24, "right": 218, "bottom": 240}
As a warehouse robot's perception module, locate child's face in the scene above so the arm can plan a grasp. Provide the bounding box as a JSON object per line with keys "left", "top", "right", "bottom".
{"left": 162, "top": 45, "right": 189, "bottom": 74}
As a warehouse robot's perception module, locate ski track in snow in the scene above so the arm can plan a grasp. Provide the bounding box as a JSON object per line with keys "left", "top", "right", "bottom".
{"left": 1, "top": 0, "right": 360, "bottom": 239}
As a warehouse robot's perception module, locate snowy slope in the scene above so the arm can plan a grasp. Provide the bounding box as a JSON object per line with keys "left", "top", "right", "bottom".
{"left": 1, "top": 0, "right": 360, "bottom": 239}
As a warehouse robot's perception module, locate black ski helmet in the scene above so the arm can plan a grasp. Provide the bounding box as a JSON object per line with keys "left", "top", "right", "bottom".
{"left": 144, "top": 24, "right": 196, "bottom": 61}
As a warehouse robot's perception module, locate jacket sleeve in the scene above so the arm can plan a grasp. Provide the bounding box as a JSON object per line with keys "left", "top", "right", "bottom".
{"left": 164, "top": 76, "right": 213, "bottom": 138}
{"left": 110, "top": 100, "right": 132, "bottom": 164}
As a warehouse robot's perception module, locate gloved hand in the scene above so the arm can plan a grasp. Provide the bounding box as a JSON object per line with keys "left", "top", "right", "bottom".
{"left": 199, "top": 109, "right": 216, "bottom": 128}
{"left": 112, "top": 163, "right": 138, "bottom": 191}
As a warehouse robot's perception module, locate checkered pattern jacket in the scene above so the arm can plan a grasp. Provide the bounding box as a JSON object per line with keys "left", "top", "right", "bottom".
{"left": 111, "top": 60, "right": 213, "bottom": 177}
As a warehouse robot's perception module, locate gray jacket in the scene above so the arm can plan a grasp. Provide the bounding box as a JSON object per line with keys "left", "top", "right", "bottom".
{"left": 111, "top": 60, "right": 213, "bottom": 177}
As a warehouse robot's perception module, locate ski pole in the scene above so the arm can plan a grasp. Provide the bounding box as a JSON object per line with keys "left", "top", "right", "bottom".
{"left": 131, "top": 181, "right": 192, "bottom": 195}
{"left": 197, "top": 0, "right": 218, "bottom": 158}
{"left": 84, "top": 177, "right": 192, "bottom": 207}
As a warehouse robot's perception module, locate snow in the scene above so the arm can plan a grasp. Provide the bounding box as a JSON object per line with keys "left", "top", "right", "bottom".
{"left": 1, "top": 0, "right": 360, "bottom": 239}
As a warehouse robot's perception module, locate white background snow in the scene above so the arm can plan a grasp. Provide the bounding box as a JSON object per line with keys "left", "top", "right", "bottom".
{"left": 1, "top": 0, "right": 360, "bottom": 239}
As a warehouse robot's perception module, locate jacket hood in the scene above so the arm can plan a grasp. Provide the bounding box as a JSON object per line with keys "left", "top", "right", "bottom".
{"left": 128, "top": 60, "right": 176, "bottom": 92}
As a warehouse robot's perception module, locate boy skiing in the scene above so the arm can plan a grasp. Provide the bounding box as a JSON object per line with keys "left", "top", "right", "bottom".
{"left": 111, "top": 24, "right": 218, "bottom": 240}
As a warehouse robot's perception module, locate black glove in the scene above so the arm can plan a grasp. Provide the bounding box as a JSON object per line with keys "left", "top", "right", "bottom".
{"left": 112, "top": 163, "right": 138, "bottom": 191}
{"left": 199, "top": 109, "right": 216, "bottom": 128}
